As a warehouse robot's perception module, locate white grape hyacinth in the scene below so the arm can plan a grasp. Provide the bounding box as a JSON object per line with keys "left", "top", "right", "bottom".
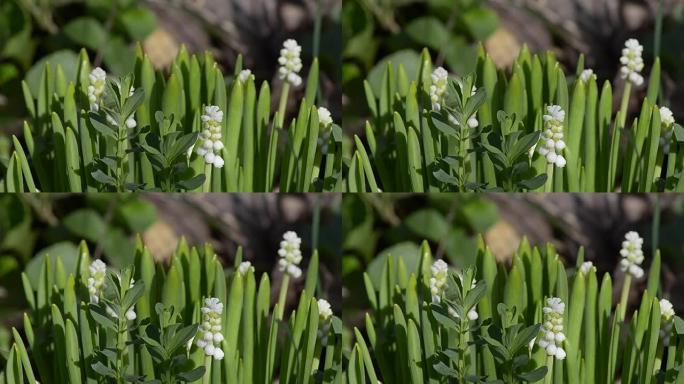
{"left": 196, "top": 297, "right": 225, "bottom": 360}
{"left": 538, "top": 105, "right": 567, "bottom": 168}
{"left": 238, "top": 261, "right": 253, "bottom": 277}
{"left": 88, "top": 67, "right": 107, "bottom": 111}
{"left": 619, "top": 231, "right": 645, "bottom": 279}
{"left": 659, "top": 106, "right": 676, "bottom": 154}
{"left": 620, "top": 39, "right": 645, "bottom": 87}
{"left": 238, "top": 69, "right": 253, "bottom": 84}
{"left": 278, "top": 39, "right": 303, "bottom": 87}
{"left": 317, "top": 298, "right": 333, "bottom": 345}
{"left": 430, "top": 67, "right": 448, "bottom": 112}
{"left": 196, "top": 105, "right": 225, "bottom": 168}
{"left": 87, "top": 259, "right": 107, "bottom": 303}
{"left": 579, "top": 69, "right": 595, "bottom": 84}
{"left": 660, "top": 298, "right": 675, "bottom": 346}
{"left": 317, "top": 106, "right": 334, "bottom": 152}
{"left": 277, "top": 231, "right": 303, "bottom": 278}
{"left": 429, "top": 259, "right": 448, "bottom": 303}
{"left": 538, "top": 297, "right": 566, "bottom": 360}
{"left": 579, "top": 261, "right": 595, "bottom": 276}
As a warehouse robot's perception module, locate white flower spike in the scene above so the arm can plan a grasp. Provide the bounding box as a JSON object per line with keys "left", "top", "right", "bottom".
{"left": 87, "top": 259, "right": 107, "bottom": 303}
{"left": 277, "top": 231, "right": 303, "bottom": 278}
{"left": 659, "top": 107, "right": 676, "bottom": 154}
{"left": 429, "top": 259, "right": 448, "bottom": 303}
{"left": 196, "top": 297, "right": 225, "bottom": 360}
{"left": 620, "top": 39, "right": 645, "bottom": 87}
{"left": 660, "top": 298, "right": 675, "bottom": 346}
{"left": 88, "top": 67, "right": 107, "bottom": 112}
{"left": 538, "top": 105, "right": 567, "bottom": 168}
{"left": 278, "top": 39, "right": 303, "bottom": 87}
{"left": 538, "top": 297, "right": 566, "bottom": 360}
{"left": 196, "top": 105, "right": 225, "bottom": 168}
{"left": 619, "top": 231, "right": 645, "bottom": 279}
{"left": 430, "top": 67, "right": 449, "bottom": 112}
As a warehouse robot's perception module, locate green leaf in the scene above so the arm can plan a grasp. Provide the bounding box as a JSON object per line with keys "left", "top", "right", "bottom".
{"left": 176, "top": 366, "right": 206, "bottom": 382}
{"left": 25, "top": 50, "right": 79, "bottom": 96}
{"left": 119, "top": 6, "right": 156, "bottom": 40}
{"left": 404, "top": 209, "right": 450, "bottom": 241}
{"left": 518, "top": 366, "right": 548, "bottom": 382}
{"left": 63, "top": 209, "right": 107, "bottom": 242}
{"left": 404, "top": 17, "right": 449, "bottom": 49}
{"left": 462, "top": 7, "right": 499, "bottom": 41}
{"left": 62, "top": 17, "right": 107, "bottom": 49}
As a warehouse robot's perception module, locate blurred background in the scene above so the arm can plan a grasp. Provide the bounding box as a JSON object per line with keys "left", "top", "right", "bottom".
{"left": 0, "top": 0, "right": 342, "bottom": 137}
{"left": 342, "top": 193, "right": 684, "bottom": 338}
{"left": 0, "top": 193, "right": 342, "bottom": 341}
{"left": 342, "top": 0, "right": 684, "bottom": 131}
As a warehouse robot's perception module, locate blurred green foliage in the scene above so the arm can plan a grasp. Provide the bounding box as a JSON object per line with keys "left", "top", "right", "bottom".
{"left": 342, "top": 193, "right": 498, "bottom": 317}
{"left": 342, "top": 0, "right": 498, "bottom": 124}
{"left": 0, "top": 0, "right": 156, "bottom": 124}
{"left": 0, "top": 194, "right": 156, "bottom": 317}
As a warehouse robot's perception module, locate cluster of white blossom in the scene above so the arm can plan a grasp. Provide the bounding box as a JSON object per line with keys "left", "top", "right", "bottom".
{"left": 238, "top": 261, "right": 253, "bottom": 277}
{"left": 538, "top": 105, "right": 567, "bottom": 168}
{"left": 196, "top": 297, "right": 225, "bottom": 360}
{"left": 660, "top": 298, "right": 675, "bottom": 346}
{"left": 88, "top": 67, "right": 107, "bottom": 112}
{"left": 317, "top": 298, "right": 333, "bottom": 345}
{"left": 429, "top": 259, "right": 448, "bottom": 303}
{"left": 196, "top": 105, "right": 225, "bottom": 168}
{"left": 538, "top": 297, "right": 566, "bottom": 360}
{"left": 430, "top": 67, "right": 449, "bottom": 112}
{"left": 579, "top": 261, "right": 595, "bottom": 276}
{"left": 659, "top": 106, "right": 676, "bottom": 154}
{"left": 317, "top": 106, "right": 334, "bottom": 152}
{"left": 619, "top": 231, "right": 645, "bottom": 279}
{"left": 278, "top": 39, "right": 303, "bottom": 87}
{"left": 87, "top": 259, "right": 107, "bottom": 303}
{"left": 620, "top": 39, "right": 645, "bottom": 86}
{"left": 277, "top": 231, "right": 303, "bottom": 278}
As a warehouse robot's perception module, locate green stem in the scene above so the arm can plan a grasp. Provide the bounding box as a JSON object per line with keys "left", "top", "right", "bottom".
{"left": 276, "top": 273, "right": 290, "bottom": 320}
{"left": 458, "top": 320, "right": 469, "bottom": 382}
{"left": 202, "top": 355, "right": 212, "bottom": 384}
{"left": 202, "top": 163, "right": 212, "bottom": 192}
{"left": 617, "top": 82, "right": 633, "bottom": 130}
{"left": 458, "top": 128, "right": 467, "bottom": 192}
{"left": 116, "top": 128, "right": 126, "bottom": 192}
{"left": 277, "top": 82, "right": 291, "bottom": 129}
{"left": 544, "top": 163, "right": 554, "bottom": 192}
{"left": 115, "top": 317, "right": 127, "bottom": 384}
{"left": 544, "top": 355, "right": 554, "bottom": 384}
{"left": 618, "top": 273, "right": 632, "bottom": 320}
